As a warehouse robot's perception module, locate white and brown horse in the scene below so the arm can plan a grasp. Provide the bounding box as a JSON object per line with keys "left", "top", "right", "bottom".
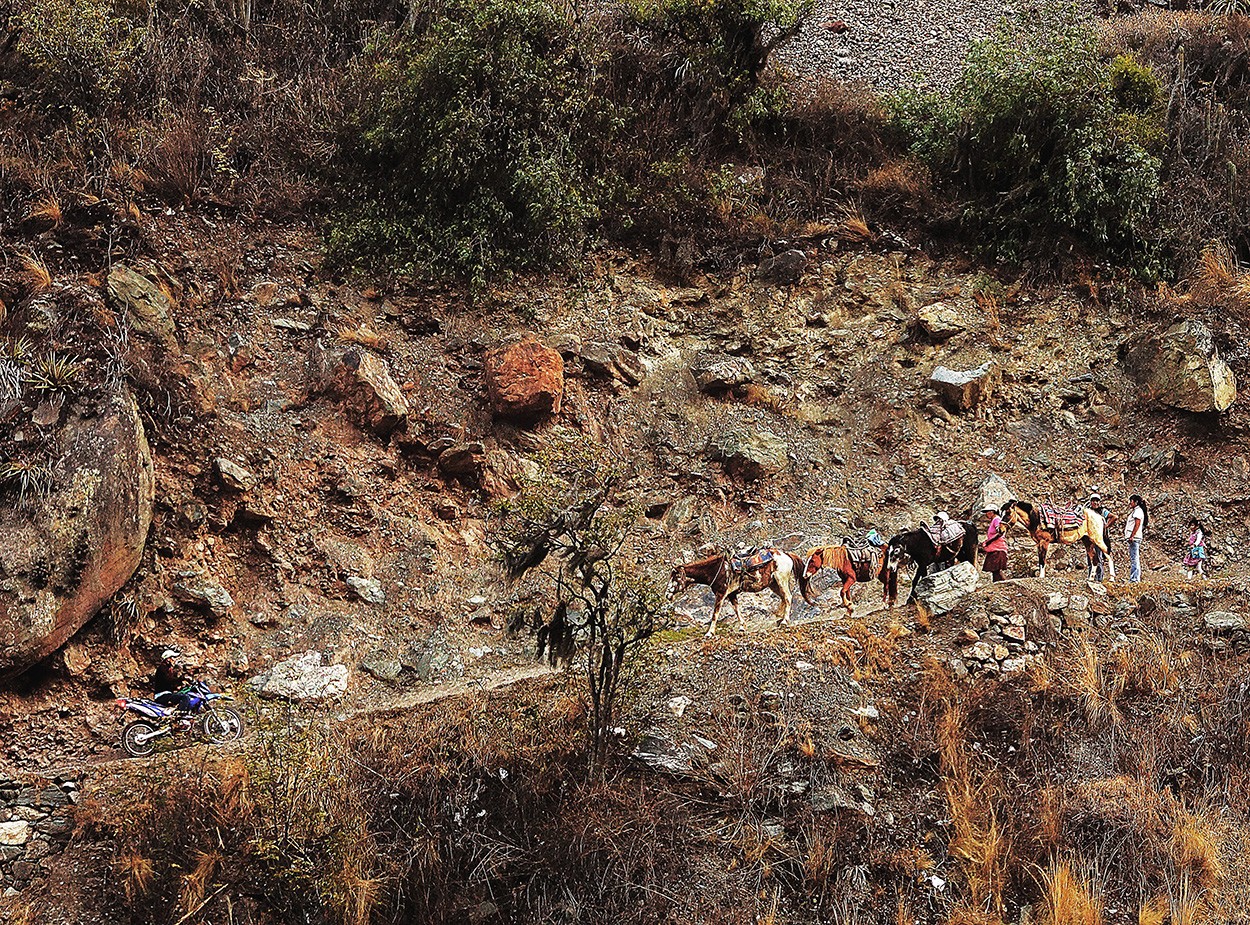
{"left": 669, "top": 550, "right": 814, "bottom": 636}
{"left": 803, "top": 544, "right": 897, "bottom": 616}
{"left": 999, "top": 499, "right": 1112, "bottom": 580}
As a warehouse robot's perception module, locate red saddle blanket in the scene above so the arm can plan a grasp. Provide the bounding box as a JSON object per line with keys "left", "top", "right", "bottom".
{"left": 1039, "top": 504, "right": 1085, "bottom": 533}
{"left": 732, "top": 549, "right": 775, "bottom": 572}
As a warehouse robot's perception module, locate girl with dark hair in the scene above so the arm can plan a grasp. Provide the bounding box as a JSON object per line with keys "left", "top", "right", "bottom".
{"left": 1125, "top": 494, "right": 1148, "bottom": 582}
{"left": 1184, "top": 518, "right": 1207, "bottom": 580}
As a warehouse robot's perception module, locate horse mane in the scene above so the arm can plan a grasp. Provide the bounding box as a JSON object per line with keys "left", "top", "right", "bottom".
{"left": 808, "top": 545, "right": 851, "bottom": 571}
{"left": 682, "top": 554, "right": 724, "bottom": 568}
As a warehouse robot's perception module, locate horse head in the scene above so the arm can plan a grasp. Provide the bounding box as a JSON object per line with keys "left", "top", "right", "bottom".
{"left": 803, "top": 548, "right": 825, "bottom": 579}
{"left": 667, "top": 564, "right": 691, "bottom": 598}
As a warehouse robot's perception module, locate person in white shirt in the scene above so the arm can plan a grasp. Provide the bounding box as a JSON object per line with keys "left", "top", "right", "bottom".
{"left": 1124, "top": 494, "right": 1148, "bottom": 582}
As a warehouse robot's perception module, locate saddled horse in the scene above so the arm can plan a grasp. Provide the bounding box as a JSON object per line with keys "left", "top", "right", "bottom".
{"left": 803, "top": 544, "right": 898, "bottom": 616}
{"left": 887, "top": 521, "right": 979, "bottom": 604}
{"left": 999, "top": 499, "right": 1111, "bottom": 580}
{"left": 669, "top": 549, "right": 814, "bottom": 637}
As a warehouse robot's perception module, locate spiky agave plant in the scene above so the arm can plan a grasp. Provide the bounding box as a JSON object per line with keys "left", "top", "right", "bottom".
{"left": 0, "top": 335, "right": 35, "bottom": 362}
{"left": 28, "top": 352, "right": 84, "bottom": 394}
{"left": 0, "top": 460, "right": 54, "bottom": 507}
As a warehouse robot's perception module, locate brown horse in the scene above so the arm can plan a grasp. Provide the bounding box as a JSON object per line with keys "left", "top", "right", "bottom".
{"left": 803, "top": 544, "right": 896, "bottom": 616}
{"left": 999, "top": 499, "right": 1112, "bottom": 581}
{"left": 669, "top": 550, "right": 814, "bottom": 636}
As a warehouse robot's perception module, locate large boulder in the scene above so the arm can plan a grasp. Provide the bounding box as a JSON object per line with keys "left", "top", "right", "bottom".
{"left": 1125, "top": 320, "right": 1236, "bottom": 413}
{"left": 485, "top": 338, "right": 563, "bottom": 422}
{"left": 916, "top": 302, "right": 966, "bottom": 340}
{"left": 247, "top": 651, "right": 349, "bottom": 701}
{"left": 0, "top": 389, "right": 154, "bottom": 677}
{"left": 711, "top": 430, "right": 789, "bottom": 481}
{"left": 333, "top": 348, "right": 409, "bottom": 437}
{"left": 929, "top": 362, "right": 999, "bottom": 411}
{"left": 690, "top": 352, "right": 754, "bottom": 393}
{"left": 966, "top": 473, "right": 1014, "bottom": 517}
{"left": 914, "top": 561, "right": 979, "bottom": 615}
{"left": 106, "top": 263, "right": 179, "bottom": 350}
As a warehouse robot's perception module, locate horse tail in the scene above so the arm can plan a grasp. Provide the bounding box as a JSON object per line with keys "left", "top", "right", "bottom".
{"left": 960, "top": 522, "right": 979, "bottom": 565}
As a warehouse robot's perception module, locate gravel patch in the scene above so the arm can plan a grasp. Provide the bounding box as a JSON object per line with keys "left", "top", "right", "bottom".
{"left": 772, "top": 0, "right": 1029, "bottom": 95}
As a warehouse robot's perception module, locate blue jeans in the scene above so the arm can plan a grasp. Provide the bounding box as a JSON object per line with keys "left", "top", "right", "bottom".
{"left": 1093, "top": 546, "right": 1105, "bottom": 581}
{"left": 1127, "top": 539, "right": 1141, "bottom": 582}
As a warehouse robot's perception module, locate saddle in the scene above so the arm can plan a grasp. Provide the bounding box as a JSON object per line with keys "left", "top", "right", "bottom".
{"left": 924, "top": 522, "right": 965, "bottom": 548}
{"left": 1039, "top": 504, "right": 1084, "bottom": 535}
{"left": 845, "top": 545, "right": 880, "bottom": 579}
{"left": 731, "top": 547, "right": 775, "bottom": 574}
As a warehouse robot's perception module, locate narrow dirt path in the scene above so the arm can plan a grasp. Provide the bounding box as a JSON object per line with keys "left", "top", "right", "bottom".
{"left": 48, "top": 664, "right": 561, "bottom": 779}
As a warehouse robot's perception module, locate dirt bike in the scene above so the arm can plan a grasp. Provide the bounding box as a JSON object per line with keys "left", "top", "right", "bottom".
{"left": 116, "top": 680, "right": 244, "bottom": 758}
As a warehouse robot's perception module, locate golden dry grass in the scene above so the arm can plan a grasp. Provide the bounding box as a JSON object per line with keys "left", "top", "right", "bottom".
{"left": 1038, "top": 862, "right": 1104, "bottom": 925}
{"left": 116, "top": 848, "right": 155, "bottom": 902}
{"left": 19, "top": 253, "right": 52, "bottom": 293}
{"left": 1189, "top": 244, "right": 1250, "bottom": 312}
{"left": 834, "top": 205, "right": 875, "bottom": 243}
{"left": 26, "top": 194, "right": 62, "bottom": 228}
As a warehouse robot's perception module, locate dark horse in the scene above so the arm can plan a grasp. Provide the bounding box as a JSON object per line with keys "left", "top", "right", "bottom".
{"left": 669, "top": 550, "right": 814, "bottom": 636}
{"left": 887, "top": 521, "right": 979, "bottom": 604}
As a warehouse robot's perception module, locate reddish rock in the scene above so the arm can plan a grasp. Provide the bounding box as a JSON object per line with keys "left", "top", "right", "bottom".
{"left": 485, "top": 338, "right": 563, "bottom": 422}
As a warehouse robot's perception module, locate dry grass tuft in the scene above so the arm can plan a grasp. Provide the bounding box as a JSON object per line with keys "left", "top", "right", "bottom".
{"left": 1173, "top": 811, "right": 1223, "bottom": 889}
{"left": 26, "top": 194, "right": 62, "bottom": 229}
{"left": 116, "top": 848, "right": 155, "bottom": 902}
{"left": 1038, "top": 861, "right": 1104, "bottom": 925}
{"left": 834, "top": 205, "right": 875, "bottom": 243}
{"left": 1189, "top": 243, "right": 1250, "bottom": 312}
{"left": 1138, "top": 894, "right": 1168, "bottom": 925}
{"left": 19, "top": 254, "right": 52, "bottom": 293}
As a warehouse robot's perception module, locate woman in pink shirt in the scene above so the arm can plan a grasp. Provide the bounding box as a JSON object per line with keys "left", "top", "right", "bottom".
{"left": 982, "top": 504, "right": 1009, "bottom": 581}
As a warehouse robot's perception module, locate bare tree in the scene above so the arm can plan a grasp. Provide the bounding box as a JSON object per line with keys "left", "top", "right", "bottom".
{"left": 494, "top": 461, "right": 664, "bottom": 773}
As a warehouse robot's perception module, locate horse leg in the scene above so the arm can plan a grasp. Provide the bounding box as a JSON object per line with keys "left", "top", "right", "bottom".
{"left": 1037, "top": 540, "right": 1048, "bottom": 580}
{"left": 734, "top": 595, "right": 746, "bottom": 633}
{"left": 907, "top": 564, "right": 923, "bottom": 604}
{"left": 775, "top": 577, "right": 792, "bottom": 627}
{"left": 706, "top": 594, "right": 724, "bottom": 637}
{"left": 843, "top": 574, "right": 856, "bottom": 619}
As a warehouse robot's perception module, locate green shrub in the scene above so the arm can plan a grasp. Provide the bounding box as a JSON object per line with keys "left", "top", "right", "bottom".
{"left": 327, "top": 0, "right": 617, "bottom": 286}
{"left": 17, "top": 0, "right": 144, "bottom": 106}
{"left": 891, "top": 6, "right": 1164, "bottom": 271}
{"left": 625, "top": 0, "right": 811, "bottom": 139}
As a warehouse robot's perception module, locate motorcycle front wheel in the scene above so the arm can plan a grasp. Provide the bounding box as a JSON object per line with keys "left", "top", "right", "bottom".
{"left": 200, "top": 706, "right": 244, "bottom": 744}
{"left": 121, "top": 720, "right": 160, "bottom": 758}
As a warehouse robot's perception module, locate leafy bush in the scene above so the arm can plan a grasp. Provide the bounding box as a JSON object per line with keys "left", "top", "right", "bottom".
{"left": 624, "top": 0, "right": 812, "bottom": 139}
{"left": 327, "top": 0, "right": 616, "bottom": 286}
{"left": 16, "top": 0, "right": 144, "bottom": 106}
{"left": 891, "top": 7, "right": 1164, "bottom": 270}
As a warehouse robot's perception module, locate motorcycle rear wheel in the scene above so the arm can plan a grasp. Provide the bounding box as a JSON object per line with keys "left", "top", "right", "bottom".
{"left": 200, "top": 706, "right": 244, "bottom": 744}
{"left": 122, "top": 720, "right": 160, "bottom": 758}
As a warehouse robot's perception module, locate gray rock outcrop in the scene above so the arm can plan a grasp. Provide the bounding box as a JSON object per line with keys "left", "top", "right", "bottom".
{"left": 710, "top": 430, "right": 788, "bottom": 481}
{"left": 914, "top": 561, "right": 979, "bottom": 615}
{"left": 930, "top": 362, "right": 999, "bottom": 411}
{"left": 247, "top": 651, "right": 349, "bottom": 700}
{"left": 1125, "top": 320, "right": 1236, "bottom": 413}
